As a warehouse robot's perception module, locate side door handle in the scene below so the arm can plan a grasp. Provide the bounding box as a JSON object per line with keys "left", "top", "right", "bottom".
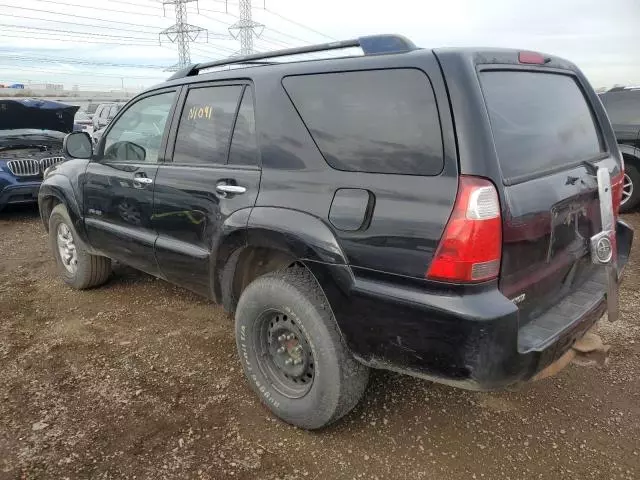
{"left": 133, "top": 173, "right": 153, "bottom": 189}
{"left": 216, "top": 184, "right": 247, "bottom": 195}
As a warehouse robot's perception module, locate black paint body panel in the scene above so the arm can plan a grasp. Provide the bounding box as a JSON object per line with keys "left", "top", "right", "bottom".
{"left": 152, "top": 164, "right": 260, "bottom": 297}
{"left": 37, "top": 45, "right": 633, "bottom": 390}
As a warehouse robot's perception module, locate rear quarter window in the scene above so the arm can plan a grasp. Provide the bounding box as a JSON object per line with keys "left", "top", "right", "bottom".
{"left": 480, "top": 71, "right": 603, "bottom": 181}
{"left": 283, "top": 69, "right": 444, "bottom": 176}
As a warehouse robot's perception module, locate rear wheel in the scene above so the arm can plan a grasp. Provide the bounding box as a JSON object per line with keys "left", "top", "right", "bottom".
{"left": 49, "top": 204, "right": 111, "bottom": 289}
{"left": 235, "top": 267, "right": 369, "bottom": 429}
{"left": 620, "top": 162, "right": 640, "bottom": 213}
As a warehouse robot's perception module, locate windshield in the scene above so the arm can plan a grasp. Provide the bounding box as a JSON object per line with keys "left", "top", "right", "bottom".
{"left": 480, "top": 71, "right": 603, "bottom": 180}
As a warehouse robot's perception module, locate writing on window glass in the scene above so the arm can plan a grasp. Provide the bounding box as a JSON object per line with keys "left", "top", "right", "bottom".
{"left": 187, "top": 105, "right": 213, "bottom": 121}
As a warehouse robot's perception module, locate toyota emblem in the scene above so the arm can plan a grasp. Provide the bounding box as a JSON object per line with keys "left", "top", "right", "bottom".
{"left": 595, "top": 236, "right": 613, "bottom": 264}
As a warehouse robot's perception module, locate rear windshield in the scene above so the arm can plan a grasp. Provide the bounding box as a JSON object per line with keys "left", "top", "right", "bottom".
{"left": 480, "top": 71, "right": 603, "bottom": 180}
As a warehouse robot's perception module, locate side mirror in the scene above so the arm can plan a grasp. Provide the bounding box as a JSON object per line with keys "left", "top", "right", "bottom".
{"left": 63, "top": 131, "right": 93, "bottom": 159}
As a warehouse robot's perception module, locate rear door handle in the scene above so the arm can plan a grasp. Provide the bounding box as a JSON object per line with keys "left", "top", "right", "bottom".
{"left": 216, "top": 184, "right": 246, "bottom": 194}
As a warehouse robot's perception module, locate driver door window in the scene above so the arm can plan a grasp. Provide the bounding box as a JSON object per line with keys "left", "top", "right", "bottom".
{"left": 102, "top": 92, "right": 176, "bottom": 163}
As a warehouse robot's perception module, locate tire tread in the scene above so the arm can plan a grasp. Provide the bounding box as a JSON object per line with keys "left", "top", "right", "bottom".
{"left": 236, "top": 265, "right": 369, "bottom": 428}
{"left": 49, "top": 204, "right": 111, "bottom": 290}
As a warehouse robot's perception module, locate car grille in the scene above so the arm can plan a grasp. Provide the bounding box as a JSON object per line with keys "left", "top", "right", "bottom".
{"left": 6, "top": 159, "right": 40, "bottom": 177}
{"left": 40, "top": 156, "right": 66, "bottom": 171}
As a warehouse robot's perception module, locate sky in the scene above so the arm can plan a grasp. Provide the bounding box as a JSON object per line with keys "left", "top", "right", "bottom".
{"left": 0, "top": 0, "right": 639, "bottom": 91}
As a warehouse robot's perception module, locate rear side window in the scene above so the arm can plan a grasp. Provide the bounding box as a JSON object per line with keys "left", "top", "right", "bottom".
{"left": 283, "top": 69, "right": 443, "bottom": 175}
{"left": 600, "top": 90, "right": 640, "bottom": 126}
{"left": 173, "top": 85, "right": 243, "bottom": 165}
{"left": 228, "top": 87, "right": 259, "bottom": 166}
{"left": 480, "top": 71, "right": 603, "bottom": 180}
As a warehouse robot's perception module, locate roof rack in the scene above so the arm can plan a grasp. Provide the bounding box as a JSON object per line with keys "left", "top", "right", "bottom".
{"left": 166, "top": 34, "right": 417, "bottom": 81}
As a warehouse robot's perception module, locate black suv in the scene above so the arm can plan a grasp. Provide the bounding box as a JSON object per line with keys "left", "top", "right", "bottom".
{"left": 599, "top": 86, "right": 640, "bottom": 211}
{"left": 38, "top": 35, "right": 633, "bottom": 429}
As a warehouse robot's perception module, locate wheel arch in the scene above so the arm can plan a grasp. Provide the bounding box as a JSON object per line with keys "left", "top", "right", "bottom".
{"left": 38, "top": 177, "right": 84, "bottom": 238}
{"left": 215, "top": 207, "right": 350, "bottom": 313}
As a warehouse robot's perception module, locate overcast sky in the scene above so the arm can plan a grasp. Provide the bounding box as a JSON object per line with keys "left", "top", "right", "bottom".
{"left": 1, "top": 0, "right": 639, "bottom": 90}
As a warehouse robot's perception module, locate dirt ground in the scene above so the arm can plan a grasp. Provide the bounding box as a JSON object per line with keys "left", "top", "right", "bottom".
{"left": 0, "top": 206, "right": 638, "bottom": 480}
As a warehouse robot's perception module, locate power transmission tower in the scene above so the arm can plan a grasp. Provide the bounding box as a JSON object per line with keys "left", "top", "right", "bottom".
{"left": 160, "top": 0, "right": 206, "bottom": 71}
{"left": 228, "top": 0, "right": 264, "bottom": 55}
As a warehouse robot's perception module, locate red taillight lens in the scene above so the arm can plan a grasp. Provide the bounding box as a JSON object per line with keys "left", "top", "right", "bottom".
{"left": 427, "top": 176, "right": 502, "bottom": 283}
{"left": 518, "top": 51, "right": 546, "bottom": 64}
{"left": 611, "top": 170, "right": 624, "bottom": 218}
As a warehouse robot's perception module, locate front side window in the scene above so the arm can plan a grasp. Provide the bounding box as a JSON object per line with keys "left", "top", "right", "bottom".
{"left": 102, "top": 91, "right": 175, "bottom": 163}
{"left": 173, "top": 85, "right": 243, "bottom": 165}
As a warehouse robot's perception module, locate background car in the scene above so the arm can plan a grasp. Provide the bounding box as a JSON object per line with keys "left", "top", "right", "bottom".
{"left": 92, "top": 102, "right": 125, "bottom": 131}
{"left": 599, "top": 86, "right": 640, "bottom": 211}
{"left": 84, "top": 102, "right": 101, "bottom": 120}
{"left": 73, "top": 111, "right": 93, "bottom": 133}
{"left": 0, "top": 98, "right": 76, "bottom": 211}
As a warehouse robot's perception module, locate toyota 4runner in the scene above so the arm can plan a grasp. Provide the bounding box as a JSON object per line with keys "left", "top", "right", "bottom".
{"left": 38, "top": 35, "right": 633, "bottom": 429}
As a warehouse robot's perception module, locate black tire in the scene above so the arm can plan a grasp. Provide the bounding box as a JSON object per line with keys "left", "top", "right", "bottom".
{"left": 49, "top": 204, "right": 111, "bottom": 289}
{"left": 235, "top": 266, "right": 369, "bottom": 429}
{"left": 620, "top": 161, "right": 640, "bottom": 213}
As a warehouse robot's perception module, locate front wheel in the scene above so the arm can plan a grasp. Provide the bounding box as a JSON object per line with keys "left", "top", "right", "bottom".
{"left": 235, "top": 267, "right": 369, "bottom": 429}
{"left": 49, "top": 204, "right": 111, "bottom": 289}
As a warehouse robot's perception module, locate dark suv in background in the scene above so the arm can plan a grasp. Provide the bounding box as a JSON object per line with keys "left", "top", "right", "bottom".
{"left": 39, "top": 35, "right": 632, "bottom": 429}
{"left": 599, "top": 87, "right": 640, "bottom": 211}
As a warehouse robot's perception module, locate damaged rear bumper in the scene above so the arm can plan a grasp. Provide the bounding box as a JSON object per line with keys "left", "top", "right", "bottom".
{"left": 334, "top": 220, "right": 633, "bottom": 391}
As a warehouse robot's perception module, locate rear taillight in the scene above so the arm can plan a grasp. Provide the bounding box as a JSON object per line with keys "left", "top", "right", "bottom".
{"left": 427, "top": 176, "right": 502, "bottom": 283}
{"left": 611, "top": 169, "right": 624, "bottom": 218}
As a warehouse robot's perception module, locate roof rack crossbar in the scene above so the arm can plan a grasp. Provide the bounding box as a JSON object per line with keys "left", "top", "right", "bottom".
{"left": 166, "top": 34, "right": 416, "bottom": 81}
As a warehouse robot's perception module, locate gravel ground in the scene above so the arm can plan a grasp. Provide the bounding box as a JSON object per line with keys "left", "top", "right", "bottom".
{"left": 0, "top": 206, "right": 639, "bottom": 480}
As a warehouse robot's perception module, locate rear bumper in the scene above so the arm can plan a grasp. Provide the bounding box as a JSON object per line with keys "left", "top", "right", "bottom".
{"left": 329, "top": 219, "right": 633, "bottom": 391}
{"left": 0, "top": 182, "right": 41, "bottom": 210}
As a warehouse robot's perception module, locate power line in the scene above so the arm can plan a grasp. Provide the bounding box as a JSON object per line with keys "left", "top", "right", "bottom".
{"left": 17, "top": 0, "right": 171, "bottom": 19}
{"left": 109, "top": 0, "right": 165, "bottom": 7}
{"left": 198, "top": 2, "right": 321, "bottom": 47}
{"left": 190, "top": 3, "right": 324, "bottom": 52}
{"left": 190, "top": 42, "right": 238, "bottom": 56}
{"left": 260, "top": 7, "right": 336, "bottom": 41}
{"left": 1, "top": 12, "right": 163, "bottom": 35}
{"left": 1, "top": 24, "right": 161, "bottom": 42}
{"left": 0, "top": 3, "right": 169, "bottom": 32}
{"left": 0, "top": 32, "right": 167, "bottom": 47}
{"left": 189, "top": 45, "right": 227, "bottom": 59}
{"left": 0, "top": 52, "right": 168, "bottom": 69}
{"left": 3, "top": 64, "right": 166, "bottom": 80}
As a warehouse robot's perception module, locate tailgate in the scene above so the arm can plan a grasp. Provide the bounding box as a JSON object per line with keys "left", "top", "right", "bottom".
{"left": 479, "top": 70, "right": 621, "bottom": 324}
